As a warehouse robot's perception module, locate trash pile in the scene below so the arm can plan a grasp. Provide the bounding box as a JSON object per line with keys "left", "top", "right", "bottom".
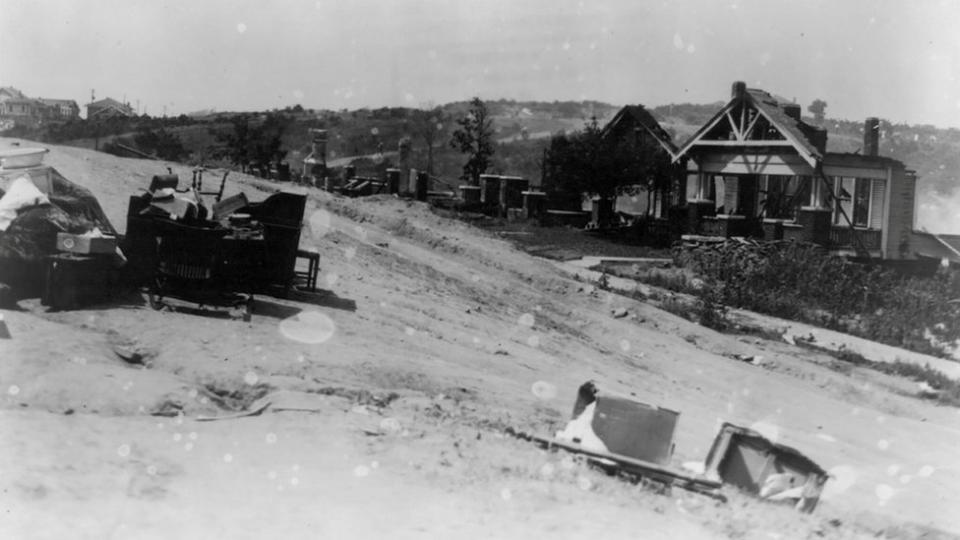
{"left": 510, "top": 381, "right": 829, "bottom": 512}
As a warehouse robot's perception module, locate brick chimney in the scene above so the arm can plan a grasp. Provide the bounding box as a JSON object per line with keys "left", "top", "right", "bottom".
{"left": 731, "top": 81, "right": 747, "bottom": 99}
{"left": 863, "top": 117, "right": 880, "bottom": 156}
{"left": 782, "top": 103, "right": 801, "bottom": 121}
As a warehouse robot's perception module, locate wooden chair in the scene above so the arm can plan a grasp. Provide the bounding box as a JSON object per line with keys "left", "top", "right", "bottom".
{"left": 295, "top": 247, "right": 320, "bottom": 291}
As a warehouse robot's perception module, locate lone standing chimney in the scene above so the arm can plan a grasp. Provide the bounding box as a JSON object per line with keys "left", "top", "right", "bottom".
{"left": 863, "top": 117, "right": 880, "bottom": 157}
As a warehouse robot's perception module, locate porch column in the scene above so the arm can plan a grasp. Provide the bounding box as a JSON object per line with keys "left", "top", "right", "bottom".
{"left": 808, "top": 174, "right": 830, "bottom": 210}
{"left": 687, "top": 172, "right": 716, "bottom": 235}
{"left": 794, "top": 173, "right": 832, "bottom": 245}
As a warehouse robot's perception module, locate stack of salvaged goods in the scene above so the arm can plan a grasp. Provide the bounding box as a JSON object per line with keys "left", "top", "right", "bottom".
{"left": 510, "top": 381, "right": 828, "bottom": 513}
{"left": 0, "top": 146, "right": 122, "bottom": 309}
{"left": 0, "top": 143, "right": 319, "bottom": 319}
{"left": 123, "top": 173, "right": 314, "bottom": 321}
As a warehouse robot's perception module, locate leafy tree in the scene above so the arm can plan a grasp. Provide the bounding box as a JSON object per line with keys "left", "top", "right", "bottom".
{"left": 219, "top": 113, "right": 253, "bottom": 166}
{"left": 544, "top": 117, "right": 673, "bottom": 211}
{"left": 251, "top": 112, "right": 293, "bottom": 165}
{"left": 216, "top": 112, "right": 294, "bottom": 171}
{"left": 808, "top": 99, "right": 827, "bottom": 122}
{"left": 132, "top": 127, "right": 187, "bottom": 161}
{"left": 450, "top": 97, "right": 495, "bottom": 184}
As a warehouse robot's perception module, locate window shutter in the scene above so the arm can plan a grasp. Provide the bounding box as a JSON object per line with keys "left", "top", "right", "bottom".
{"left": 723, "top": 177, "right": 739, "bottom": 214}
{"left": 870, "top": 179, "right": 885, "bottom": 229}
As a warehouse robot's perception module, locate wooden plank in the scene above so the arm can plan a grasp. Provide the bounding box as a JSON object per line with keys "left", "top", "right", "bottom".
{"left": 726, "top": 111, "right": 742, "bottom": 141}
{"left": 743, "top": 110, "right": 761, "bottom": 140}
{"left": 195, "top": 399, "right": 272, "bottom": 421}
{"left": 691, "top": 140, "right": 796, "bottom": 147}
{"left": 699, "top": 153, "right": 812, "bottom": 176}
{"left": 739, "top": 103, "right": 746, "bottom": 140}
{"left": 932, "top": 232, "right": 960, "bottom": 259}
{"left": 821, "top": 165, "right": 888, "bottom": 180}
{"left": 507, "top": 429, "right": 725, "bottom": 500}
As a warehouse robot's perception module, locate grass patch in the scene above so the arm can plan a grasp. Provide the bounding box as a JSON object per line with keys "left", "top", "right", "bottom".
{"left": 825, "top": 347, "right": 960, "bottom": 407}
{"left": 483, "top": 221, "right": 674, "bottom": 259}
{"left": 656, "top": 294, "right": 731, "bottom": 333}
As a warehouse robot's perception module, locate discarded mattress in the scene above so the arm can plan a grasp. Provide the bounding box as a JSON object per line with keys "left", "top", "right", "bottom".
{"left": 703, "top": 422, "right": 828, "bottom": 513}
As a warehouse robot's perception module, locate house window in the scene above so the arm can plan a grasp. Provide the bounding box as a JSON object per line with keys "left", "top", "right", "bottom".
{"left": 834, "top": 177, "right": 871, "bottom": 228}
{"left": 853, "top": 179, "right": 870, "bottom": 227}
{"left": 761, "top": 175, "right": 808, "bottom": 220}
{"left": 692, "top": 173, "right": 716, "bottom": 201}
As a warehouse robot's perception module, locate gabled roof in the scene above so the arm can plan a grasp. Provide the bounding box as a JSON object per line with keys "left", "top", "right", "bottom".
{"left": 88, "top": 97, "right": 131, "bottom": 109}
{"left": 748, "top": 89, "right": 826, "bottom": 159}
{"left": 602, "top": 105, "right": 678, "bottom": 157}
{"left": 39, "top": 98, "right": 79, "bottom": 107}
{"left": 87, "top": 97, "right": 135, "bottom": 117}
{"left": 0, "top": 87, "right": 28, "bottom": 99}
{"left": 0, "top": 97, "right": 40, "bottom": 105}
{"left": 673, "top": 84, "right": 827, "bottom": 167}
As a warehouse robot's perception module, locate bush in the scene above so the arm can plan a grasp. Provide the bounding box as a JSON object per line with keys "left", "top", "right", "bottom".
{"left": 653, "top": 289, "right": 730, "bottom": 332}
{"left": 672, "top": 240, "right": 960, "bottom": 358}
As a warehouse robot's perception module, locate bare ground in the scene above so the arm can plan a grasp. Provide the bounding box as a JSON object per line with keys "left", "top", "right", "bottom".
{"left": 1, "top": 138, "right": 959, "bottom": 539}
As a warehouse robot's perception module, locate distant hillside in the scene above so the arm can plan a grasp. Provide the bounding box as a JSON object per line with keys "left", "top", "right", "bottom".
{"left": 75, "top": 101, "right": 621, "bottom": 185}
{"left": 8, "top": 98, "right": 957, "bottom": 203}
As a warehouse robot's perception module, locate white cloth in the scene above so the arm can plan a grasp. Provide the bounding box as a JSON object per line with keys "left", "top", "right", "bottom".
{"left": 0, "top": 175, "right": 50, "bottom": 232}
{"left": 555, "top": 401, "right": 610, "bottom": 454}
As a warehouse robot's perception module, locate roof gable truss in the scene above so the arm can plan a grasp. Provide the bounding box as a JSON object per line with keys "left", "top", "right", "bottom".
{"left": 700, "top": 99, "right": 787, "bottom": 143}
{"left": 675, "top": 94, "right": 818, "bottom": 167}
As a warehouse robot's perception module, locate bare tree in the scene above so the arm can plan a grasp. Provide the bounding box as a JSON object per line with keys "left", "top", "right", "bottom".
{"left": 411, "top": 106, "right": 445, "bottom": 175}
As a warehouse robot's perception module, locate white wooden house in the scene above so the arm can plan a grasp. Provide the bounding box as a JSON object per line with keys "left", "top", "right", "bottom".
{"left": 673, "top": 81, "right": 917, "bottom": 260}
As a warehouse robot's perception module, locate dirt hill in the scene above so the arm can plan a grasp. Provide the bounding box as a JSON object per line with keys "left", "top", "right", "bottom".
{"left": 2, "top": 138, "right": 959, "bottom": 539}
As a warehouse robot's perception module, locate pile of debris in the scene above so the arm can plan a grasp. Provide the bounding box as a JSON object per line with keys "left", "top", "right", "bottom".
{"left": 0, "top": 146, "right": 123, "bottom": 306}
{"left": 510, "top": 381, "right": 829, "bottom": 513}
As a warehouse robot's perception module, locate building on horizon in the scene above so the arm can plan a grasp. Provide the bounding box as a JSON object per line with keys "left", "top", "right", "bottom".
{"left": 0, "top": 86, "right": 81, "bottom": 128}
{"left": 86, "top": 97, "right": 136, "bottom": 120}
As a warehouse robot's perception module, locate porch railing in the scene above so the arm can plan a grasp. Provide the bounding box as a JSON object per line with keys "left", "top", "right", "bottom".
{"left": 828, "top": 227, "right": 882, "bottom": 250}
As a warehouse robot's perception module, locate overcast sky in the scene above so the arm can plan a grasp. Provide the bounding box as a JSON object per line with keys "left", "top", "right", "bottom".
{"left": 1, "top": 0, "right": 958, "bottom": 127}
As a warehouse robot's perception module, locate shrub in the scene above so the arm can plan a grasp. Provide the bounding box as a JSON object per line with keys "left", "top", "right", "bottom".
{"left": 671, "top": 240, "right": 960, "bottom": 358}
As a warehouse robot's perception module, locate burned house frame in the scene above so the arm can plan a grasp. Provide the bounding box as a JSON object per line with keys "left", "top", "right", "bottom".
{"left": 599, "top": 105, "right": 682, "bottom": 222}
